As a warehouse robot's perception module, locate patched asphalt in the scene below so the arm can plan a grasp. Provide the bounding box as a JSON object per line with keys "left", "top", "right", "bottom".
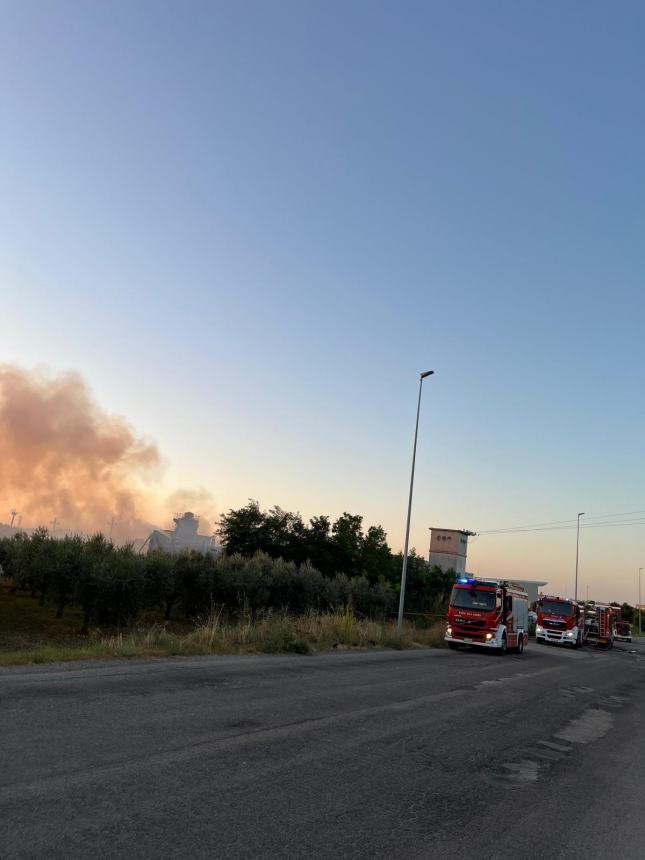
{"left": 2, "top": 638, "right": 644, "bottom": 858}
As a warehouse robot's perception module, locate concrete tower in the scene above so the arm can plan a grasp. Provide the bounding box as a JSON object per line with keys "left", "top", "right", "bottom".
{"left": 428, "top": 528, "right": 475, "bottom": 574}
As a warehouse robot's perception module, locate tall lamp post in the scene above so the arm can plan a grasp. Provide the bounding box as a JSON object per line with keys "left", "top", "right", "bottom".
{"left": 639, "top": 568, "right": 643, "bottom": 636}
{"left": 397, "top": 370, "right": 434, "bottom": 633}
{"left": 574, "top": 512, "right": 585, "bottom": 602}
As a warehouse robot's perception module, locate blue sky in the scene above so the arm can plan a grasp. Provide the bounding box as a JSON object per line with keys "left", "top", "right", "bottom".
{"left": 2, "top": 1, "right": 645, "bottom": 601}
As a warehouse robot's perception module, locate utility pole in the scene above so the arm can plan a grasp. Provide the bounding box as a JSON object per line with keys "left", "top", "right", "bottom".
{"left": 397, "top": 370, "right": 434, "bottom": 633}
{"left": 51, "top": 517, "right": 58, "bottom": 534}
{"left": 10, "top": 509, "right": 18, "bottom": 528}
{"left": 574, "top": 512, "right": 585, "bottom": 601}
{"left": 639, "top": 568, "right": 643, "bottom": 636}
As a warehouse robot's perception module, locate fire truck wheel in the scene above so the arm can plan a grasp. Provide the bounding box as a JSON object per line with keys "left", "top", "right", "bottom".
{"left": 516, "top": 636, "right": 524, "bottom": 655}
{"left": 498, "top": 635, "right": 507, "bottom": 656}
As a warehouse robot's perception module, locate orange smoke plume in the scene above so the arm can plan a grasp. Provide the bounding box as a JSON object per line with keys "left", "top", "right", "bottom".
{"left": 0, "top": 364, "right": 165, "bottom": 538}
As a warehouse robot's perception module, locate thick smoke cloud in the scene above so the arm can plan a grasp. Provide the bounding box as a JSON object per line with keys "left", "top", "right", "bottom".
{"left": 0, "top": 364, "right": 211, "bottom": 539}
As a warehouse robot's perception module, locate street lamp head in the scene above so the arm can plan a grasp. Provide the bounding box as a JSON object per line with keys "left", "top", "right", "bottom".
{"left": 578, "top": 512, "right": 585, "bottom": 517}
{"left": 420, "top": 370, "right": 434, "bottom": 379}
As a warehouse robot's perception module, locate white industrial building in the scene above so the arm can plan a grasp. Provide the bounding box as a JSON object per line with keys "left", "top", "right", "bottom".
{"left": 147, "top": 512, "right": 216, "bottom": 555}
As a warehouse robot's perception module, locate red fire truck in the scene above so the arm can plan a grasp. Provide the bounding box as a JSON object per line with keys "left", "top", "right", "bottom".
{"left": 536, "top": 595, "right": 585, "bottom": 648}
{"left": 614, "top": 620, "right": 632, "bottom": 643}
{"left": 583, "top": 602, "right": 616, "bottom": 648}
{"left": 445, "top": 577, "right": 529, "bottom": 655}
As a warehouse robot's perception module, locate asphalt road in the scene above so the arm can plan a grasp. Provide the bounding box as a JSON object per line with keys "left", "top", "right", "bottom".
{"left": 2, "top": 639, "right": 644, "bottom": 859}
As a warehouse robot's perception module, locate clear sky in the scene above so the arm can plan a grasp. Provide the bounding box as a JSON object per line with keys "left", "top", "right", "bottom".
{"left": 2, "top": 1, "right": 645, "bottom": 602}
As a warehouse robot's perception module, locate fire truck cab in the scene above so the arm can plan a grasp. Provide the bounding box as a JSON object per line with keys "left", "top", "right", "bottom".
{"left": 445, "top": 578, "right": 529, "bottom": 655}
{"left": 536, "top": 596, "right": 584, "bottom": 648}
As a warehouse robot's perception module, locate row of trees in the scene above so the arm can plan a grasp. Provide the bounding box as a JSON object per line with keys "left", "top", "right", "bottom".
{"left": 217, "top": 500, "right": 442, "bottom": 588}
{"left": 610, "top": 601, "right": 642, "bottom": 626}
{"left": 0, "top": 520, "right": 454, "bottom": 631}
{"left": 217, "top": 500, "right": 455, "bottom": 611}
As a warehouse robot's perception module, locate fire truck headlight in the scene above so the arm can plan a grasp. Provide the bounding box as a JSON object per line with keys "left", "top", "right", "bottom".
{"left": 536, "top": 625, "right": 544, "bottom": 634}
{"left": 565, "top": 630, "right": 574, "bottom": 638}
{"left": 446, "top": 627, "right": 452, "bottom": 635}
{"left": 485, "top": 633, "right": 493, "bottom": 640}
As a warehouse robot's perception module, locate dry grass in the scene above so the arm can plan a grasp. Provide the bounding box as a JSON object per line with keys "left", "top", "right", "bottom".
{"left": 0, "top": 597, "right": 445, "bottom": 666}
{"left": 184, "top": 606, "right": 444, "bottom": 654}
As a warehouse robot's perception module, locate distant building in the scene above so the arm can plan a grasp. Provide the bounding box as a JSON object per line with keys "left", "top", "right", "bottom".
{"left": 147, "top": 512, "right": 216, "bottom": 555}
{"left": 428, "top": 528, "right": 473, "bottom": 574}
{"left": 513, "top": 580, "right": 548, "bottom": 603}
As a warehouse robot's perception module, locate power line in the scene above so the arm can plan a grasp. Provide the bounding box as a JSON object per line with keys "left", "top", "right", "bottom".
{"left": 584, "top": 508, "right": 645, "bottom": 522}
{"left": 478, "top": 517, "right": 578, "bottom": 534}
{"left": 479, "top": 518, "right": 645, "bottom": 536}
{"left": 477, "top": 507, "right": 645, "bottom": 535}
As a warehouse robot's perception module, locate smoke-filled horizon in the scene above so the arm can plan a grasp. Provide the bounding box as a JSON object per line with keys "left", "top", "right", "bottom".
{"left": 0, "top": 364, "right": 217, "bottom": 539}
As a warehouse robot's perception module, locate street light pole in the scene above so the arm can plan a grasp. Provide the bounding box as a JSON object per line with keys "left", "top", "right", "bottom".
{"left": 639, "top": 568, "right": 642, "bottom": 636}
{"left": 397, "top": 370, "right": 434, "bottom": 633}
{"left": 574, "top": 512, "right": 585, "bottom": 602}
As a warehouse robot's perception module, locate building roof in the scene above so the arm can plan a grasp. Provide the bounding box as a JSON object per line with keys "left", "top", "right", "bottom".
{"left": 429, "top": 527, "right": 475, "bottom": 535}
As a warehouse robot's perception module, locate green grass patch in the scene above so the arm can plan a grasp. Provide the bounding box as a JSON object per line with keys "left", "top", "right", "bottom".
{"left": 0, "top": 585, "right": 84, "bottom": 647}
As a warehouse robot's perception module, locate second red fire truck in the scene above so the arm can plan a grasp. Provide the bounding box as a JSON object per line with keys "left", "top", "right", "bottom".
{"left": 536, "top": 595, "right": 585, "bottom": 648}
{"left": 536, "top": 596, "right": 619, "bottom": 648}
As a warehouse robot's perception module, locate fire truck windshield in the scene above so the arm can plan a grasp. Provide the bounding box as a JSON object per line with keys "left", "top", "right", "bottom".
{"left": 538, "top": 600, "right": 573, "bottom": 616}
{"left": 450, "top": 587, "right": 496, "bottom": 611}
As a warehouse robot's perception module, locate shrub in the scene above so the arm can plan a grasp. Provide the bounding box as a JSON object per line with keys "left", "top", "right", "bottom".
{"left": 94, "top": 545, "right": 146, "bottom": 627}
{"left": 144, "top": 550, "right": 179, "bottom": 620}
{"left": 1, "top": 534, "right": 418, "bottom": 630}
